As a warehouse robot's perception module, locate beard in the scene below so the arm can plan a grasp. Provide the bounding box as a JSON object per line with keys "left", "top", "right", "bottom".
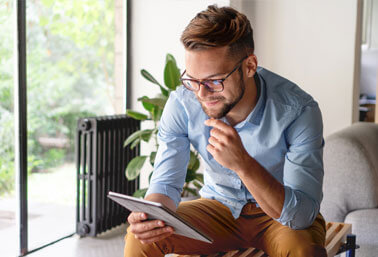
{"left": 198, "top": 76, "right": 245, "bottom": 119}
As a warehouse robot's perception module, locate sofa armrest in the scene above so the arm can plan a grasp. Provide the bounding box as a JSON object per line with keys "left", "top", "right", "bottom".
{"left": 320, "top": 123, "right": 378, "bottom": 222}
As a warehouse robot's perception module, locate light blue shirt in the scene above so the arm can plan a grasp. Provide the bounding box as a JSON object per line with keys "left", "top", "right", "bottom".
{"left": 146, "top": 67, "right": 324, "bottom": 229}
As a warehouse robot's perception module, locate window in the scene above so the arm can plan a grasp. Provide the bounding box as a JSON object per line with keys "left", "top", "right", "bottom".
{"left": 0, "top": 0, "right": 127, "bottom": 255}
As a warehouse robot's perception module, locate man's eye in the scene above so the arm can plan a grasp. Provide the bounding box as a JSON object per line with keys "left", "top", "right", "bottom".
{"left": 202, "top": 81, "right": 213, "bottom": 87}
{"left": 212, "top": 80, "right": 222, "bottom": 85}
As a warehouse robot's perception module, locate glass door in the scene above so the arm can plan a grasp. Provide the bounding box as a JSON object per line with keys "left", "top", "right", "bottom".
{"left": 0, "top": 0, "right": 126, "bottom": 255}
{"left": 0, "top": 0, "right": 17, "bottom": 255}
{"left": 26, "top": 0, "right": 124, "bottom": 250}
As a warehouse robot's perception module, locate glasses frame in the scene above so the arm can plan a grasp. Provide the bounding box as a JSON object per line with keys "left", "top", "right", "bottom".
{"left": 180, "top": 55, "right": 248, "bottom": 93}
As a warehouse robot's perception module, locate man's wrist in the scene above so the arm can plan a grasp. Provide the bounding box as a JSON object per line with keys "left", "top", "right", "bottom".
{"left": 235, "top": 153, "right": 257, "bottom": 177}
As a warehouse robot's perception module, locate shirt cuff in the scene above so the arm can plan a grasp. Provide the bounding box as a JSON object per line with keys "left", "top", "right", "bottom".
{"left": 145, "top": 183, "right": 182, "bottom": 207}
{"left": 275, "top": 186, "right": 318, "bottom": 230}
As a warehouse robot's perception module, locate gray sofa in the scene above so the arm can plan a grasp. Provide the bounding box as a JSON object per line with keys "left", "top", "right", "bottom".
{"left": 320, "top": 122, "right": 378, "bottom": 257}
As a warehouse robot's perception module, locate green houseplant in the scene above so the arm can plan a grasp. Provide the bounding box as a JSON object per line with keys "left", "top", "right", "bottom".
{"left": 124, "top": 54, "right": 203, "bottom": 198}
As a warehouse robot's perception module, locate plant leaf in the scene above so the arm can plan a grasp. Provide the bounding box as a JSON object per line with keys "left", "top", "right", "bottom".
{"left": 141, "top": 130, "right": 153, "bottom": 142}
{"left": 124, "top": 129, "right": 153, "bottom": 148}
{"left": 166, "top": 53, "right": 175, "bottom": 62}
{"left": 182, "top": 187, "right": 197, "bottom": 197}
{"left": 133, "top": 188, "right": 148, "bottom": 198}
{"left": 166, "top": 53, "right": 180, "bottom": 70}
{"left": 160, "top": 86, "right": 169, "bottom": 97}
{"left": 124, "top": 130, "right": 142, "bottom": 148}
{"left": 130, "top": 137, "right": 141, "bottom": 149}
{"left": 148, "top": 171, "right": 154, "bottom": 183}
{"left": 141, "top": 69, "right": 161, "bottom": 86}
{"left": 125, "top": 156, "right": 148, "bottom": 180}
{"left": 192, "top": 156, "right": 200, "bottom": 172}
{"left": 149, "top": 151, "right": 157, "bottom": 166}
{"left": 126, "top": 110, "right": 148, "bottom": 120}
{"left": 138, "top": 96, "right": 154, "bottom": 112}
{"left": 188, "top": 151, "right": 197, "bottom": 170}
{"left": 185, "top": 169, "right": 197, "bottom": 183}
{"left": 141, "top": 69, "right": 169, "bottom": 97}
{"left": 193, "top": 180, "right": 203, "bottom": 190}
{"left": 195, "top": 173, "right": 204, "bottom": 183}
{"left": 152, "top": 107, "right": 163, "bottom": 122}
{"left": 139, "top": 97, "right": 166, "bottom": 109}
{"left": 164, "top": 59, "right": 181, "bottom": 90}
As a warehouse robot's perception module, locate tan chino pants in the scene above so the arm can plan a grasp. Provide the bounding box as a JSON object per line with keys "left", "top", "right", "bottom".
{"left": 124, "top": 198, "right": 326, "bottom": 257}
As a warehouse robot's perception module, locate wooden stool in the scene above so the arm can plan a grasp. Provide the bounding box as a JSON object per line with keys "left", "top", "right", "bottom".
{"left": 173, "top": 222, "right": 356, "bottom": 257}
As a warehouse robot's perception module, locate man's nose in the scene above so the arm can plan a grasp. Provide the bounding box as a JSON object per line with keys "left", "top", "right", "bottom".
{"left": 197, "top": 82, "right": 210, "bottom": 99}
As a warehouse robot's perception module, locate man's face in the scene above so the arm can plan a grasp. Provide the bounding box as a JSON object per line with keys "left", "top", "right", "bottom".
{"left": 184, "top": 47, "right": 245, "bottom": 119}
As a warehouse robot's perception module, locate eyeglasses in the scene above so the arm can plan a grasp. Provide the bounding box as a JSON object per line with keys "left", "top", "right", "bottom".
{"left": 180, "top": 56, "right": 248, "bottom": 93}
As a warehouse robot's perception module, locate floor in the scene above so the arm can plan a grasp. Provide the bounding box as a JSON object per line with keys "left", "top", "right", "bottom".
{"left": 0, "top": 203, "right": 73, "bottom": 256}
{"left": 0, "top": 197, "right": 125, "bottom": 257}
{"left": 27, "top": 224, "right": 127, "bottom": 257}
{"left": 27, "top": 224, "right": 179, "bottom": 257}
{"left": 2, "top": 216, "right": 175, "bottom": 257}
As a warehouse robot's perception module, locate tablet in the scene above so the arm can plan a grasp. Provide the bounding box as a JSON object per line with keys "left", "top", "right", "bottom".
{"left": 107, "top": 191, "right": 213, "bottom": 243}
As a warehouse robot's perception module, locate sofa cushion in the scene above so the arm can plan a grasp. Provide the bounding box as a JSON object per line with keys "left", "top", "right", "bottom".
{"left": 345, "top": 208, "right": 378, "bottom": 257}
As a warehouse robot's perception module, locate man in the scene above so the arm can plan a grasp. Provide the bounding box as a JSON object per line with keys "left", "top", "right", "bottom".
{"left": 125, "top": 5, "right": 326, "bottom": 257}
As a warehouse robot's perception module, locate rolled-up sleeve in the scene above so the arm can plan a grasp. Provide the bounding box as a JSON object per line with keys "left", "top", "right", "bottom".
{"left": 145, "top": 92, "right": 190, "bottom": 207}
{"left": 276, "top": 103, "right": 324, "bottom": 229}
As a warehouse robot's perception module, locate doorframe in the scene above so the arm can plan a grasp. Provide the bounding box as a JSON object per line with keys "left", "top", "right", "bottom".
{"left": 14, "top": 0, "right": 28, "bottom": 255}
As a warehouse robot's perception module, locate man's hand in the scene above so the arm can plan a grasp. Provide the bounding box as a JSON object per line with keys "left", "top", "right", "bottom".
{"left": 127, "top": 212, "right": 174, "bottom": 244}
{"left": 205, "top": 118, "right": 251, "bottom": 173}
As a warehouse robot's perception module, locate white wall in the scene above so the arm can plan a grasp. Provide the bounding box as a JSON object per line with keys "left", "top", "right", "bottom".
{"left": 231, "top": 0, "right": 362, "bottom": 137}
{"left": 129, "top": 0, "right": 229, "bottom": 188}
{"left": 129, "top": 0, "right": 229, "bottom": 111}
{"left": 371, "top": 0, "right": 378, "bottom": 48}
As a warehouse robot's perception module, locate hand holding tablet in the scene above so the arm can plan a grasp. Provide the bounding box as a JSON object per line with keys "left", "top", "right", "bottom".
{"left": 126, "top": 208, "right": 174, "bottom": 244}
{"left": 108, "top": 191, "right": 213, "bottom": 243}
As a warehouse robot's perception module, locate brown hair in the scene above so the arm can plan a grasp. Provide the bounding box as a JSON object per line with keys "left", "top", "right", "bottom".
{"left": 181, "top": 5, "right": 254, "bottom": 59}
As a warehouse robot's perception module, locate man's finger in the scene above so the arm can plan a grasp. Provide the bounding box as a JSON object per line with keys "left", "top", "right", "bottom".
{"left": 208, "top": 136, "right": 222, "bottom": 149}
{"left": 128, "top": 212, "right": 147, "bottom": 224}
{"left": 131, "top": 219, "right": 165, "bottom": 234}
{"left": 206, "top": 144, "right": 216, "bottom": 156}
{"left": 135, "top": 226, "right": 174, "bottom": 240}
{"left": 204, "top": 118, "right": 232, "bottom": 132}
{"left": 139, "top": 231, "right": 174, "bottom": 244}
{"left": 209, "top": 128, "right": 229, "bottom": 143}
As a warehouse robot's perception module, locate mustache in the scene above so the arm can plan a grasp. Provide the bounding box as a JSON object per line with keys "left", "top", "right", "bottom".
{"left": 197, "top": 96, "right": 225, "bottom": 101}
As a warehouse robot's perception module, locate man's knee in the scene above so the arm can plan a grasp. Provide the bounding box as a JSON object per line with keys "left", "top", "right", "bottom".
{"left": 270, "top": 234, "right": 326, "bottom": 257}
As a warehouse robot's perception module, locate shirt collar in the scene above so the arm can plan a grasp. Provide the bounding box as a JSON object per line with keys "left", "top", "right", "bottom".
{"left": 233, "top": 69, "right": 266, "bottom": 129}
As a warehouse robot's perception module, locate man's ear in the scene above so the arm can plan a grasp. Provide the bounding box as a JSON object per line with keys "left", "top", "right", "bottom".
{"left": 245, "top": 55, "right": 258, "bottom": 78}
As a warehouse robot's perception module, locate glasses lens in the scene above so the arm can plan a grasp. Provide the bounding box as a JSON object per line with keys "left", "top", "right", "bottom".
{"left": 181, "top": 78, "right": 223, "bottom": 92}
{"left": 181, "top": 79, "right": 198, "bottom": 91}
{"left": 203, "top": 80, "right": 223, "bottom": 92}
